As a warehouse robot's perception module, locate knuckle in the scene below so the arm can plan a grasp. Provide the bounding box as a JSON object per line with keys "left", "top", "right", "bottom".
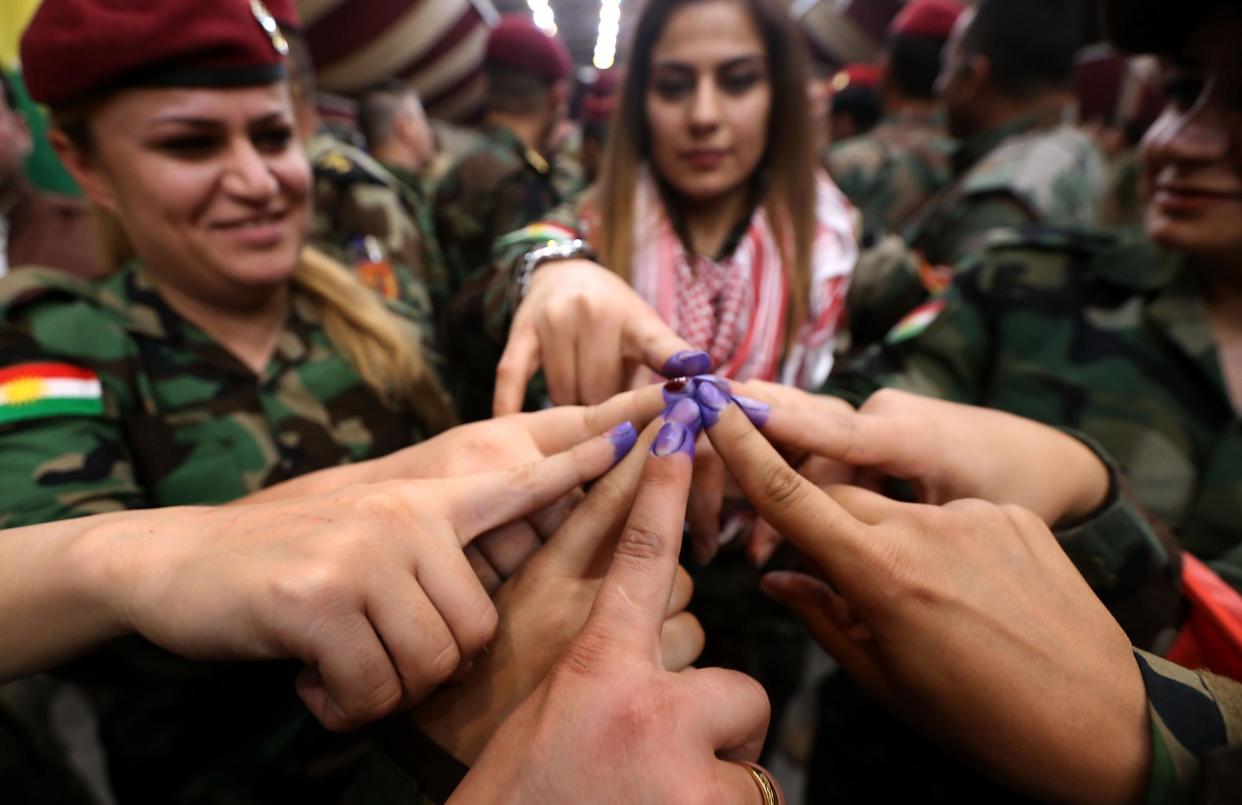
{"left": 614, "top": 523, "right": 666, "bottom": 565}
{"left": 354, "top": 676, "right": 403, "bottom": 722}
{"left": 424, "top": 635, "right": 463, "bottom": 683}
{"left": 757, "top": 461, "right": 810, "bottom": 509}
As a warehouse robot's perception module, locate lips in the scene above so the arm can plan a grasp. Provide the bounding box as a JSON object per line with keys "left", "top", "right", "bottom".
{"left": 209, "top": 210, "right": 290, "bottom": 247}
{"left": 680, "top": 149, "right": 729, "bottom": 170}
{"left": 1153, "top": 184, "right": 1242, "bottom": 213}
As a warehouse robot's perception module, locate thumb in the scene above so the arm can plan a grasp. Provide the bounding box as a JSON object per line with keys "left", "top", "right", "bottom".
{"left": 568, "top": 421, "right": 694, "bottom": 668}
{"left": 760, "top": 572, "right": 886, "bottom": 699}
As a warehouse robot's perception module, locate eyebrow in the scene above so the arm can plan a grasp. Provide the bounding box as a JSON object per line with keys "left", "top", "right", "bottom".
{"left": 652, "top": 54, "right": 764, "bottom": 72}
{"left": 148, "top": 111, "right": 289, "bottom": 128}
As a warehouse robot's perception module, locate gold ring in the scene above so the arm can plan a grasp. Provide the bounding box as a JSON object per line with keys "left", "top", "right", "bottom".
{"left": 735, "top": 760, "right": 784, "bottom": 805}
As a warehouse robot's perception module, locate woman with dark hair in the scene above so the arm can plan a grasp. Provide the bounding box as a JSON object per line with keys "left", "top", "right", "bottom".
{"left": 484, "top": 0, "right": 857, "bottom": 416}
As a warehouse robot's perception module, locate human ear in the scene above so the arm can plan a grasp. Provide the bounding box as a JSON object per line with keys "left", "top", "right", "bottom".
{"left": 48, "top": 128, "right": 120, "bottom": 215}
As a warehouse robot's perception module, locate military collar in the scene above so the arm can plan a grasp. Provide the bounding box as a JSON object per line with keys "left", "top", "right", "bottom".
{"left": 104, "top": 261, "right": 322, "bottom": 379}
{"left": 487, "top": 124, "right": 552, "bottom": 177}
{"left": 951, "top": 112, "right": 1049, "bottom": 176}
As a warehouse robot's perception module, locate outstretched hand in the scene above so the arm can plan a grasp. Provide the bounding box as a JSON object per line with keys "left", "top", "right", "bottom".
{"left": 492, "top": 258, "right": 702, "bottom": 415}
{"left": 699, "top": 390, "right": 1149, "bottom": 804}
{"left": 450, "top": 417, "right": 778, "bottom": 804}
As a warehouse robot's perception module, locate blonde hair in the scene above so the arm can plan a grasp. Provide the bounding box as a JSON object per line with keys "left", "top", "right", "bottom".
{"left": 595, "top": 0, "right": 817, "bottom": 341}
{"left": 53, "top": 107, "right": 455, "bottom": 434}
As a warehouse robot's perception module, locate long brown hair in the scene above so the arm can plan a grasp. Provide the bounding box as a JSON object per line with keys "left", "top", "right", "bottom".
{"left": 595, "top": 0, "right": 818, "bottom": 336}
{"left": 51, "top": 105, "right": 455, "bottom": 433}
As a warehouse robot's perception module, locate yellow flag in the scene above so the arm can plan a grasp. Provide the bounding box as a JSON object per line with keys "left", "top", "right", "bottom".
{"left": 0, "top": 0, "right": 43, "bottom": 69}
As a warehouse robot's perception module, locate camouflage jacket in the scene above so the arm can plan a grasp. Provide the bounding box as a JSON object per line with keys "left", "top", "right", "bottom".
{"left": 432, "top": 123, "right": 564, "bottom": 293}
{"left": 823, "top": 109, "right": 954, "bottom": 239}
{"left": 829, "top": 228, "right": 1242, "bottom": 625}
{"left": 1137, "top": 650, "right": 1242, "bottom": 804}
{"left": 308, "top": 132, "right": 450, "bottom": 311}
{"left": 0, "top": 264, "right": 439, "bottom": 804}
{"left": 845, "top": 113, "right": 1107, "bottom": 350}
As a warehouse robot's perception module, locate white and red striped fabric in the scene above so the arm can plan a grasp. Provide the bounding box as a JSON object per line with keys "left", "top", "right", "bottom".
{"left": 297, "top": 0, "right": 494, "bottom": 122}
{"left": 627, "top": 171, "right": 856, "bottom": 389}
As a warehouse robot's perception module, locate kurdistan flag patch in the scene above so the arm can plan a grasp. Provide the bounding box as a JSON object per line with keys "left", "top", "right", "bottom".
{"left": 0, "top": 362, "right": 104, "bottom": 423}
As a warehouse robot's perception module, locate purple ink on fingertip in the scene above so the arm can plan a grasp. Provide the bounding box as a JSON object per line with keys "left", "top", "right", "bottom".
{"left": 694, "top": 379, "right": 731, "bottom": 428}
{"left": 651, "top": 421, "right": 694, "bottom": 458}
{"left": 664, "top": 397, "right": 703, "bottom": 435}
{"left": 607, "top": 421, "right": 638, "bottom": 463}
{"left": 732, "top": 395, "right": 771, "bottom": 428}
{"left": 662, "top": 350, "right": 711, "bottom": 378}
{"left": 695, "top": 374, "right": 732, "bottom": 394}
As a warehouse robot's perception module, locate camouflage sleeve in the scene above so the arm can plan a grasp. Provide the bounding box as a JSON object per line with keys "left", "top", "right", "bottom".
{"left": 1135, "top": 650, "right": 1242, "bottom": 804}
{"left": 479, "top": 202, "right": 585, "bottom": 344}
{"left": 1055, "top": 431, "right": 1184, "bottom": 650}
{"left": 915, "top": 191, "right": 1039, "bottom": 267}
{"left": 827, "top": 254, "right": 993, "bottom": 406}
{"left": 0, "top": 276, "right": 146, "bottom": 527}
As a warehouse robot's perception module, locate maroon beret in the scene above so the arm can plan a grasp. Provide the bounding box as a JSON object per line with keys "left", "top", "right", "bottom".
{"left": 264, "top": 0, "right": 303, "bottom": 32}
{"left": 21, "top": 0, "right": 290, "bottom": 108}
{"left": 890, "top": 0, "right": 966, "bottom": 41}
{"left": 485, "top": 14, "right": 571, "bottom": 81}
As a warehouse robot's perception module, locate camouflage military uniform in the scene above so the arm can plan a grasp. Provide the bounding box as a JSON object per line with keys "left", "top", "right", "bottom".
{"left": 846, "top": 113, "right": 1107, "bottom": 349}
{"left": 432, "top": 124, "right": 565, "bottom": 291}
{"left": 308, "top": 132, "right": 451, "bottom": 310}
{"left": 432, "top": 124, "right": 567, "bottom": 419}
{"left": 823, "top": 109, "right": 954, "bottom": 238}
{"left": 813, "top": 227, "right": 1242, "bottom": 803}
{"left": 0, "top": 264, "right": 443, "bottom": 804}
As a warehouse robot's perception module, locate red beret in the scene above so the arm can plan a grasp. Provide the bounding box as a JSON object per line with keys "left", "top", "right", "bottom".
{"left": 264, "top": 0, "right": 303, "bottom": 32}
{"left": 486, "top": 14, "right": 571, "bottom": 81}
{"left": 890, "top": 0, "right": 966, "bottom": 41}
{"left": 21, "top": 0, "right": 290, "bottom": 108}
{"left": 831, "top": 63, "right": 882, "bottom": 94}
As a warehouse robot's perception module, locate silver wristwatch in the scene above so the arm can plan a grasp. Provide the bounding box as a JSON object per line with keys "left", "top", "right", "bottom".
{"left": 509, "top": 239, "right": 597, "bottom": 311}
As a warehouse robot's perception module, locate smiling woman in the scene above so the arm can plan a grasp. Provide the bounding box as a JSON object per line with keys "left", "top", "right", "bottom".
{"left": 0, "top": 0, "right": 465, "bottom": 801}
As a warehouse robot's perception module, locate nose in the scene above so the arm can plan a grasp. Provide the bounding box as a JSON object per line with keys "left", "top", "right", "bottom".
{"left": 1147, "top": 84, "right": 1233, "bottom": 166}
{"left": 688, "top": 77, "right": 721, "bottom": 135}
{"left": 220, "top": 138, "right": 279, "bottom": 201}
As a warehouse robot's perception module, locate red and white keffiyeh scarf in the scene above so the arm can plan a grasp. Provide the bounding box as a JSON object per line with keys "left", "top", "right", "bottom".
{"left": 627, "top": 171, "right": 856, "bottom": 389}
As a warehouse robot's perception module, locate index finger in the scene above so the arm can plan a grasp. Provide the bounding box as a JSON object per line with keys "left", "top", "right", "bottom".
{"left": 573, "top": 421, "right": 694, "bottom": 665}
{"left": 520, "top": 383, "right": 667, "bottom": 456}
{"left": 493, "top": 324, "right": 542, "bottom": 417}
{"left": 437, "top": 423, "right": 638, "bottom": 542}
{"left": 619, "top": 310, "right": 700, "bottom": 378}
{"left": 696, "top": 383, "right": 873, "bottom": 580}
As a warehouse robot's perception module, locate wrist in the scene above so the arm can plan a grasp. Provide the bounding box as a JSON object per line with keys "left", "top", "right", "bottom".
{"left": 68, "top": 510, "right": 165, "bottom": 640}
{"left": 510, "top": 240, "right": 597, "bottom": 312}
{"left": 1054, "top": 429, "right": 1114, "bottom": 527}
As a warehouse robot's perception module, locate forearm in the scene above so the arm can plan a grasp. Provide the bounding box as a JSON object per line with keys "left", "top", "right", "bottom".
{"left": 0, "top": 510, "right": 161, "bottom": 679}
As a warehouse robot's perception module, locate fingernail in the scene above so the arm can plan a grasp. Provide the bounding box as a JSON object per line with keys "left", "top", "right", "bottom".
{"left": 662, "top": 377, "right": 694, "bottom": 406}
{"left": 651, "top": 421, "right": 694, "bottom": 458}
{"left": 663, "top": 398, "right": 702, "bottom": 435}
{"left": 694, "top": 379, "right": 730, "bottom": 428}
{"left": 696, "top": 374, "right": 732, "bottom": 394}
{"left": 607, "top": 421, "right": 638, "bottom": 463}
{"left": 662, "top": 350, "right": 711, "bottom": 378}
{"left": 732, "top": 395, "right": 770, "bottom": 428}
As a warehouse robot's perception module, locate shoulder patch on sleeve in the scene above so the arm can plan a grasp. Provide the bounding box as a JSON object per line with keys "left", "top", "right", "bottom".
{"left": 886, "top": 299, "right": 946, "bottom": 344}
{"left": 0, "top": 362, "right": 104, "bottom": 423}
